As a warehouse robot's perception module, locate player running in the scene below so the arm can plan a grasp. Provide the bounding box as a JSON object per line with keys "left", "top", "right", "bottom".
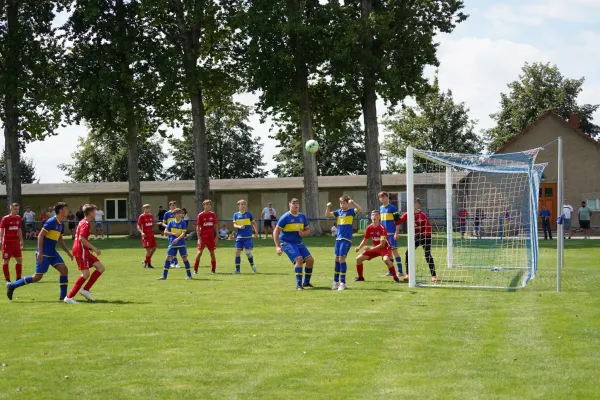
{"left": 233, "top": 200, "right": 258, "bottom": 274}
{"left": 0, "top": 203, "right": 24, "bottom": 283}
{"left": 194, "top": 199, "right": 218, "bottom": 275}
{"left": 354, "top": 210, "right": 401, "bottom": 283}
{"left": 7, "top": 202, "right": 74, "bottom": 301}
{"left": 326, "top": 196, "right": 361, "bottom": 291}
{"left": 393, "top": 198, "right": 437, "bottom": 282}
{"left": 158, "top": 208, "right": 193, "bottom": 280}
{"left": 162, "top": 201, "right": 179, "bottom": 268}
{"left": 274, "top": 198, "right": 314, "bottom": 290}
{"left": 138, "top": 204, "right": 157, "bottom": 269}
{"left": 378, "top": 192, "right": 403, "bottom": 276}
{"left": 64, "top": 204, "right": 106, "bottom": 303}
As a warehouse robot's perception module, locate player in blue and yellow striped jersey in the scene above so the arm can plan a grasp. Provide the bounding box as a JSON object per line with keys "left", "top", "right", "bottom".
{"left": 7, "top": 202, "right": 74, "bottom": 301}
{"left": 274, "top": 198, "right": 314, "bottom": 290}
{"left": 157, "top": 208, "right": 192, "bottom": 280}
{"left": 233, "top": 200, "right": 258, "bottom": 274}
{"left": 378, "top": 191, "right": 403, "bottom": 277}
{"left": 326, "top": 195, "right": 361, "bottom": 291}
{"left": 161, "top": 200, "right": 179, "bottom": 268}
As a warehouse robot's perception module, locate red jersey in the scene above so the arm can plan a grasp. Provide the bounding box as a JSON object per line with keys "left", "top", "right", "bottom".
{"left": 396, "top": 210, "right": 432, "bottom": 236}
{"left": 72, "top": 219, "right": 91, "bottom": 257}
{"left": 457, "top": 209, "right": 468, "bottom": 225}
{"left": 137, "top": 213, "right": 155, "bottom": 235}
{"left": 364, "top": 224, "right": 390, "bottom": 250}
{"left": 0, "top": 215, "right": 22, "bottom": 244}
{"left": 196, "top": 211, "right": 217, "bottom": 238}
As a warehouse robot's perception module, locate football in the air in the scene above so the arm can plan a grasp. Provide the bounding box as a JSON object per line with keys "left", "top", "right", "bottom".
{"left": 305, "top": 140, "right": 319, "bottom": 154}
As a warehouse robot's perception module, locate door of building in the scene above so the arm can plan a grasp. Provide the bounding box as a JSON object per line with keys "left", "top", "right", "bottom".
{"left": 539, "top": 183, "right": 557, "bottom": 229}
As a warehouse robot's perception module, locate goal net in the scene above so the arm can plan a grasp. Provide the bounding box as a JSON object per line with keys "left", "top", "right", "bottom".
{"left": 405, "top": 147, "right": 546, "bottom": 289}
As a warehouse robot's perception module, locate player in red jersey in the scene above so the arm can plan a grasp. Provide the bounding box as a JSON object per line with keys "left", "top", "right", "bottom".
{"left": 137, "top": 204, "right": 157, "bottom": 269}
{"left": 393, "top": 198, "right": 437, "bottom": 282}
{"left": 64, "top": 204, "right": 105, "bottom": 303}
{"left": 194, "top": 199, "right": 218, "bottom": 274}
{"left": 0, "top": 203, "right": 24, "bottom": 282}
{"left": 354, "top": 210, "right": 400, "bottom": 283}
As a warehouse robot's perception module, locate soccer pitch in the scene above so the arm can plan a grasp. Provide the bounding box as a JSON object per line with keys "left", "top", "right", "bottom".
{"left": 1, "top": 237, "right": 599, "bottom": 399}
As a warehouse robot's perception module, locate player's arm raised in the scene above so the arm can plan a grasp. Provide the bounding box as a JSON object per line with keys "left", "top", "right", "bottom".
{"left": 326, "top": 202, "right": 334, "bottom": 218}
{"left": 273, "top": 226, "right": 283, "bottom": 255}
{"left": 58, "top": 234, "right": 74, "bottom": 261}
{"left": 348, "top": 199, "right": 361, "bottom": 213}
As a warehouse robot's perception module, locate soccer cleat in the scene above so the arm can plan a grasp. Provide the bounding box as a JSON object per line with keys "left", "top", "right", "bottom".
{"left": 303, "top": 283, "right": 314, "bottom": 288}
{"left": 210, "top": 271, "right": 216, "bottom": 275}
{"left": 353, "top": 277, "right": 365, "bottom": 282}
{"left": 6, "top": 282, "right": 14, "bottom": 301}
{"left": 394, "top": 278, "right": 401, "bottom": 283}
{"left": 194, "top": 270, "right": 198, "bottom": 275}
{"left": 186, "top": 276, "right": 194, "bottom": 280}
{"left": 79, "top": 289, "right": 95, "bottom": 302}
{"left": 233, "top": 270, "right": 241, "bottom": 275}
{"left": 296, "top": 285, "right": 304, "bottom": 290}
{"left": 338, "top": 282, "right": 347, "bottom": 291}
{"left": 147, "top": 264, "right": 154, "bottom": 269}
{"left": 431, "top": 276, "right": 438, "bottom": 282}
{"left": 251, "top": 265, "right": 257, "bottom": 274}
{"left": 142, "top": 261, "right": 147, "bottom": 268}
{"left": 331, "top": 281, "right": 340, "bottom": 290}
{"left": 156, "top": 277, "right": 167, "bottom": 280}
{"left": 63, "top": 297, "right": 78, "bottom": 304}
{"left": 403, "top": 274, "right": 409, "bottom": 281}
{"left": 383, "top": 271, "right": 392, "bottom": 277}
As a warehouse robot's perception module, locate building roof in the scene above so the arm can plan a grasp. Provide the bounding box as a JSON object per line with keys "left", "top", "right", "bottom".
{"left": 496, "top": 110, "right": 600, "bottom": 153}
{"left": 0, "top": 173, "right": 465, "bottom": 197}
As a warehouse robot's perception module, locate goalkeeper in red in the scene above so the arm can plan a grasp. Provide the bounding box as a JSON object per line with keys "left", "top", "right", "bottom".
{"left": 354, "top": 210, "right": 400, "bottom": 283}
{"left": 194, "top": 199, "right": 218, "bottom": 275}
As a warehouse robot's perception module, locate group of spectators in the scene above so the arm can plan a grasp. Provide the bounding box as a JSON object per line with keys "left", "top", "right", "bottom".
{"left": 20, "top": 205, "right": 106, "bottom": 240}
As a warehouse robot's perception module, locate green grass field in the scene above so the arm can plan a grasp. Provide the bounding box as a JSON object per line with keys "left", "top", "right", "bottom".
{"left": 1, "top": 236, "right": 599, "bottom": 399}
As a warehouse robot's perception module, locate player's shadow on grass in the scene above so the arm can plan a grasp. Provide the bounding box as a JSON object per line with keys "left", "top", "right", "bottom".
{"left": 89, "top": 299, "right": 150, "bottom": 305}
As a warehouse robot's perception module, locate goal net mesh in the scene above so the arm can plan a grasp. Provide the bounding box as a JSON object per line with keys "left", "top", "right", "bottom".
{"left": 407, "top": 148, "right": 546, "bottom": 289}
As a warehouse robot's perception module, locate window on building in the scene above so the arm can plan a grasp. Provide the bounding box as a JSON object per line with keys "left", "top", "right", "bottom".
{"left": 105, "top": 199, "right": 128, "bottom": 220}
{"left": 587, "top": 199, "right": 600, "bottom": 211}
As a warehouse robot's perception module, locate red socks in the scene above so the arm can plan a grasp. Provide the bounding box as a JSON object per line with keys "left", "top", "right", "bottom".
{"left": 15, "top": 263, "right": 22, "bottom": 280}
{"left": 83, "top": 270, "right": 103, "bottom": 291}
{"left": 194, "top": 261, "right": 199, "bottom": 272}
{"left": 145, "top": 256, "right": 151, "bottom": 264}
{"left": 211, "top": 260, "right": 216, "bottom": 272}
{"left": 68, "top": 276, "right": 87, "bottom": 299}
{"left": 357, "top": 264, "right": 364, "bottom": 279}
{"left": 388, "top": 266, "right": 398, "bottom": 279}
{"left": 2, "top": 264, "right": 9, "bottom": 281}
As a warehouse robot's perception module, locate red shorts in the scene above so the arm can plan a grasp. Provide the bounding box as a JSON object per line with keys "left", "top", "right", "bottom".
{"left": 361, "top": 249, "right": 391, "bottom": 260}
{"left": 2, "top": 243, "right": 22, "bottom": 259}
{"left": 76, "top": 250, "right": 99, "bottom": 270}
{"left": 198, "top": 237, "right": 216, "bottom": 251}
{"left": 142, "top": 234, "right": 157, "bottom": 249}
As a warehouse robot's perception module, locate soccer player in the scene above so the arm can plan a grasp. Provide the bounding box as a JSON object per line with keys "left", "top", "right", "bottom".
{"left": 64, "top": 204, "right": 105, "bottom": 303}
{"left": 195, "top": 199, "right": 218, "bottom": 275}
{"left": 393, "top": 199, "right": 437, "bottom": 282}
{"left": 162, "top": 201, "right": 179, "bottom": 268}
{"left": 274, "top": 198, "right": 313, "bottom": 290}
{"left": 137, "top": 204, "right": 157, "bottom": 268}
{"left": 7, "top": 202, "right": 74, "bottom": 301}
{"left": 157, "top": 208, "right": 193, "bottom": 280}
{"left": 378, "top": 192, "right": 403, "bottom": 276}
{"left": 1, "top": 203, "right": 24, "bottom": 283}
{"left": 233, "top": 200, "right": 258, "bottom": 274}
{"left": 326, "top": 195, "right": 361, "bottom": 291}
{"left": 354, "top": 210, "right": 400, "bottom": 283}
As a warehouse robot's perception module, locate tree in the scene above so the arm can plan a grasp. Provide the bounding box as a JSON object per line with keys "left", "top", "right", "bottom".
{"left": 0, "top": 155, "right": 37, "bottom": 185}
{"left": 59, "top": 129, "right": 167, "bottom": 183}
{"left": 383, "top": 75, "right": 483, "bottom": 172}
{"left": 0, "top": 1, "right": 68, "bottom": 211}
{"left": 167, "top": 103, "right": 267, "bottom": 180}
{"left": 327, "top": 0, "right": 467, "bottom": 212}
{"left": 485, "top": 62, "right": 600, "bottom": 152}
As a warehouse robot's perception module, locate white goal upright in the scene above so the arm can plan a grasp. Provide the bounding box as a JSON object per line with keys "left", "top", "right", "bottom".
{"left": 406, "top": 146, "right": 546, "bottom": 289}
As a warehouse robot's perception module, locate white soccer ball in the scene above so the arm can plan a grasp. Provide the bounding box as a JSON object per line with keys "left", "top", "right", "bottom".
{"left": 305, "top": 139, "right": 319, "bottom": 154}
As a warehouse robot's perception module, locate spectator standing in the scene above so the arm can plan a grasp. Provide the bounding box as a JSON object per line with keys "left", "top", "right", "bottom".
{"left": 95, "top": 208, "right": 105, "bottom": 240}
{"left": 261, "top": 203, "right": 277, "bottom": 239}
{"left": 540, "top": 205, "right": 552, "bottom": 240}
{"left": 23, "top": 207, "right": 35, "bottom": 233}
{"left": 157, "top": 206, "right": 166, "bottom": 238}
{"left": 563, "top": 200, "right": 574, "bottom": 240}
{"left": 578, "top": 201, "right": 593, "bottom": 240}
{"left": 75, "top": 206, "right": 85, "bottom": 223}
{"left": 67, "top": 210, "right": 76, "bottom": 238}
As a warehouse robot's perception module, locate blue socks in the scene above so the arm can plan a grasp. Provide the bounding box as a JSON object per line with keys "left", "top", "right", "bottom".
{"left": 340, "top": 262, "right": 347, "bottom": 284}
{"left": 334, "top": 261, "right": 340, "bottom": 282}
{"left": 163, "top": 259, "right": 170, "bottom": 278}
{"left": 59, "top": 276, "right": 68, "bottom": 299}
{"left": 235, "top": 256, "right": 241, "bottom": 272}
{"left": 184, "top": 260, "right": 191, "bottom": 277}
{"left": 395, "top": 257, "right": 403, "bottom": 274}
{"left": 248, "top": 256, "right": 254, "bottom": 266}
{"left": 303, "top": 267, "right": 312, "bottom": 286}
{"left": 10, "top": 275, "right": 32, "bottom": 289}
{"left": 172, "top": 257, "right": 178, "bottom": 266}
{"left": 294, "top": 266, "right": 303, "bottom": 287}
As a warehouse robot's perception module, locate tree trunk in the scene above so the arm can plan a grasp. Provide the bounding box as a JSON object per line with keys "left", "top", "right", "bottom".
{"left": 126, "top": 116, "right": 141, "bottom": 238}
{"left": 190, "top": 89, "right": 210, "bottom": 214}
{"left": 362, "top": 0, "right": 382, "bottom": 214}
{"left": 4, "top": 0, "right": 22, "bottom": 212}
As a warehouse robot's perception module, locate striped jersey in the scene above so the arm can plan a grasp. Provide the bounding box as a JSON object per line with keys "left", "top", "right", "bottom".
{"left": 380, "top": 202, "right": 398, "bottom": 237}
{"left": 333, "top": 208, "right": 356, "bottom": 241}
{"left": 39, "top": 217, "right": 64, "bottom": 255}
{"left": 277, "top": 212, "right": 308, "bottom": 244}
{"left": 233, "top": 211, "right": 254, "bottom": 238}
{"left": 167, "top": 219, "right": 187, "bottom": 248}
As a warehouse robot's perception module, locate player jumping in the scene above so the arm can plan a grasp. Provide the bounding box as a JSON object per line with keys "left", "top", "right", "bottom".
{"left": 378, "top": 192, "right": 403, "bottom": 276}
{"left": 162, "top": 201, "right": 179, "bottom": 268}
{"left": 194, "top": 199, "right": 218, "bottom": 275}
{"left": 233, "top": 200, "right": 258, "bottom": 274}
{"left": 64, "top": 204, "right": 105, "bottom": 303}
{"left": 138, "top": 204, "right": 157, "bottom": 268}
{"left": 274, "top": 198, "right": 314, "bottom": 290}
{"left": 1, "top": 203, "right": 24, "bottom": 283}
{"left": 354, "top": 210, "right": 401, "bottom": 283}
{"left": 157, "top": 208, "right": 192, "bottom": 280}
{"left": 326, "top": 195, "right": 361, "bottom": 291}
{"left": 7, "top": 202, "right": 74, "bottom": 301}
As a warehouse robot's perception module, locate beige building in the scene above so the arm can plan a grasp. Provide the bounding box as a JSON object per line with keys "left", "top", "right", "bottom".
{"left": 496, "top": 111, "right": 600, "bottom": 229}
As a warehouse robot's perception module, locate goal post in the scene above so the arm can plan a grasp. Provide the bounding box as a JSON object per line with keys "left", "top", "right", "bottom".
{"left": 406, "top": 146, "right": 546, "bottom": 289}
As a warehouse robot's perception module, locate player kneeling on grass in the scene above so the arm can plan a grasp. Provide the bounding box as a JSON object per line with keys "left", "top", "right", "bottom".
{"left": 195, "top": 199, "right": 218, "bottom": 275}
{"left": 158, "top": 208, "right": 193, "bottom": 280}
{"left": 354, "top": 210, "right": 401, "bottom": 283}
{"left": 274, "top": 198, "right": 314, "bottom": 290}
{"left": 137, "top": 204, "right": 157, "bottom": 269}
{"left": 64, "top": 204, "right": 105, "bottom": 303}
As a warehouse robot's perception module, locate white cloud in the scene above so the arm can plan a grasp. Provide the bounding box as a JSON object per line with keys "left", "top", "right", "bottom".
{"left": 485, "top": 0, "right": 600, "bottom": 25}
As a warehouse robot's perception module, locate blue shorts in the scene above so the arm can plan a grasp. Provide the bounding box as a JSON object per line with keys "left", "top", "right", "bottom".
{"left": 282, "top": 242, "right": 312, "bottom": 264}
{"left": 235, "top": 238, "right": 254, "bottom": 250}
{"left": 35, "top": 251, "right": 65, "bottom": 274}
{"left": 387, "top": 235, "right": 398, "bottom": 249}
{"left": 167, "top": 246, "right": 188, "bottom": 257}
{"left": 334, "top": 240, "right": 352, "bottom": 258}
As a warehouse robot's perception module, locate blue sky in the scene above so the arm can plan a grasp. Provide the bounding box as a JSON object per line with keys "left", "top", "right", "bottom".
{"left": 23, "top": 0, "right": 600, "bottom": 182}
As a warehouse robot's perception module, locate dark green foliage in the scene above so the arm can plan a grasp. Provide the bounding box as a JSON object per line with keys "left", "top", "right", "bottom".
{"left": 0, "top": 155, "right": 37, "bottom": 185}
